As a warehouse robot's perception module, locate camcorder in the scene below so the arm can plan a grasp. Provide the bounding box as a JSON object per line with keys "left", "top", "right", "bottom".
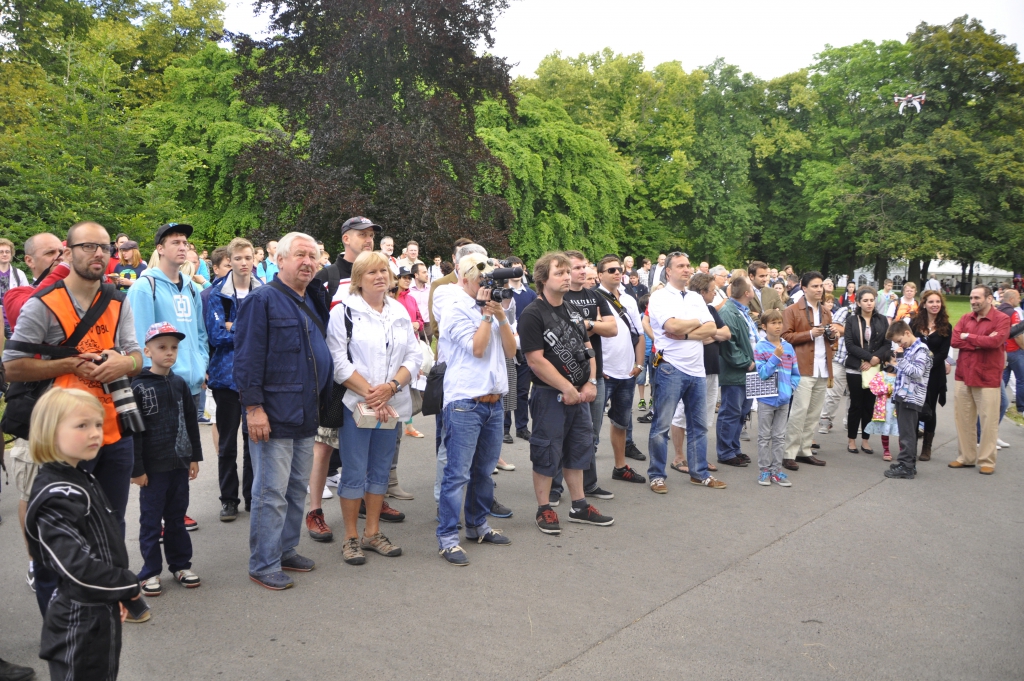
{"left": 91, "top": 348, "right": 146, "bottom": 434}
{"left": 475, "top": 260, "right": 524, "bottom": 306}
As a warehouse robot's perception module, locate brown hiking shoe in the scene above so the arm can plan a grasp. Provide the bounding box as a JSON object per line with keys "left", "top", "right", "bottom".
{"left": 690, "top": 476, "right": 727, "bottom": 489}
{"left": 305, "top": 509, "right": 333, "bottom": 542}
{"left": 361, "top": 531, "right": 402, "bottom": 557}
{"left": 342, "top": 537, "right": 365, "bottom": 565}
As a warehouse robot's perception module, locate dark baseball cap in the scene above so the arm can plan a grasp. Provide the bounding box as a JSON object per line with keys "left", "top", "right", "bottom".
{"left": 119, "top": 240, "right": 139, "bottom": 251}
{"left": 397, "top": 266, "right": 412, "bottom": 278}
{"left": 154, "top": 223, "right": 193, "bottom": 245}
{"left": 341, "top": 216, "right": 382, "bottom": 235}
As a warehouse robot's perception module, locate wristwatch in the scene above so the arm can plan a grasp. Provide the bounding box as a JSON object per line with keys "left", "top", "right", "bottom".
{"left": 587, "top": 320, "right": 595, "bottom": 331}
{"left": 481, "top": 314, "right": 493, "bottom": 323}
{"left": 588, "top": 378, "right": 598, "bottom": 386}
{"left": 634, "top": 363, "right": 643, "bottom": 370}
{"left": 390, "top": 379, "right": 402, "bottom": 394}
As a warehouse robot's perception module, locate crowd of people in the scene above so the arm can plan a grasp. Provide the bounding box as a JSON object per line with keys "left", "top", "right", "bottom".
{"left": 1, "top": 222, "right": 1023, "bottom": 680}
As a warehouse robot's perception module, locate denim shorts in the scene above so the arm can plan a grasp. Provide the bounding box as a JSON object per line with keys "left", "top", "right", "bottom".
{"left": 337, "top": 406, "right": 397, "bottom": 499}
{"left": 604, "top": 376, "right": 635, "bottom": 431}
{"left": 528, "top": 387, "right": 594, "bottom": 477}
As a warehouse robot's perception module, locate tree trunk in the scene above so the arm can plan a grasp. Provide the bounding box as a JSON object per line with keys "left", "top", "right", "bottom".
{"left": 921, "top": 258, "right": 930, "bottom": 283}
{"left": 821, "top": 252, "right": 832, "bottom": 280}
{"left": 960, "top": 261, "right": 968, "bottom": 294}
{"left": 968, "top": 261, "right": 975, "bottom": 291}
{"left": 907, "top": 259, "right": 922, "bottom": 290}
{"left": 874, "top": 254, "right": 888, "bottom": 288}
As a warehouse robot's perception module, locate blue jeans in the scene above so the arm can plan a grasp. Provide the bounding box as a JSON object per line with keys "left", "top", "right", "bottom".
{"left": 649, "top": 362, "right": 708, "bottom": 481}
{"left": 1006, "top": 350, "right": 1024, "bottom": 413}
{"left": 80, "top": 436, "right": 134, "bottom": 537}
{"left": 338, "top": 405, "right": 396, "bottom": 499}
{"left": 249, "top": 436, "right": 314, "bottom": 576}
{"left": 716, "top": 384, "right": 751, "bottom": 462}
{"left": 437, "top": 400, "right": 503, "bottom": 549}
{"left": 434, "top": 412, "right": 446, "bottom": 503}
{"left": 137, "top": 469, "right": 192, "bottom": 580}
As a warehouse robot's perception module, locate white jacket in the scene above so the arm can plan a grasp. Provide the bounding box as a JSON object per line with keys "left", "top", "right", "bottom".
{"left": 327, "top": 293, "right": 422, "bottom": 420}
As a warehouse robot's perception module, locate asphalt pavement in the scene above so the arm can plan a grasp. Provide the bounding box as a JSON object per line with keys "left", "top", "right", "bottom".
{"left": 2, "top": 378, "right": 1022, "bottom": 680}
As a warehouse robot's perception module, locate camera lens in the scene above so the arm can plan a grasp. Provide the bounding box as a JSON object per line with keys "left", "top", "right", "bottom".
{"left": 104, "top": 376, "right": 146, "bottom": 434}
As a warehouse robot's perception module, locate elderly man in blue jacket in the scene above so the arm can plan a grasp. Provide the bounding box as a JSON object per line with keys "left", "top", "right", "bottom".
{"left": 233, "top": 232, "right": 333, "bottom": 591}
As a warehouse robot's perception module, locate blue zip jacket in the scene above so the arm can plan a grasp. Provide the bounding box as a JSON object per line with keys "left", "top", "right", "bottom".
{"left": 754, "top": 339, "right": 801, "bottom": 407}
{"left": 204, "top": 274, "right": 263, "bottom": 391}
{"left": 233, "top": 276, "right": 333, "bottom": 440}
{"left": 127, "top": 267, "right": 210, "bottom": 395}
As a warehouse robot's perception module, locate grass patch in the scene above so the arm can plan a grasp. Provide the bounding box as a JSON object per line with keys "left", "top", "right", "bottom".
{"left": 944, "top": 295, "right": 971, "bottom": 326}
{"left": 1007, "top": 406, "right": 1024, "bottom": 428}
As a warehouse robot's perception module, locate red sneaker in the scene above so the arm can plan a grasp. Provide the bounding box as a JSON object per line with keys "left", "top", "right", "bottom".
{"left": 359, "top": 499, "right": 406, "bottom": 523}
{"left": 184, "top": 515, "right": 199, "bottom": 532}
{"left": 305, "top": 509, "right": 334, "bottom": 542}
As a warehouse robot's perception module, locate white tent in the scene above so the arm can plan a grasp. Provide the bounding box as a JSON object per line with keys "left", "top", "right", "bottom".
{"left": 850, "top": 260, "right": 1015, "bottom": 289}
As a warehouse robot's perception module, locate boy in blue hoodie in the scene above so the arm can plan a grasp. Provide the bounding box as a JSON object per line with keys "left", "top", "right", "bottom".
{"left": 131, "top": 322, "right": 204, "bottom": 597}
{"left": 753, "top": 310, "right": 801, "bottom": 487}
{"left": 127, "top": 223, "right": 209, "bottom": 409}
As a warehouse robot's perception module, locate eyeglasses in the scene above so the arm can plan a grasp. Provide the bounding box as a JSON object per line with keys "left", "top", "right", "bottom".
{"left": 68, "top": 243, "right": 108, "bottom": 253}
{"left": 601, "top": 267, "right": 623, "bottom": 274}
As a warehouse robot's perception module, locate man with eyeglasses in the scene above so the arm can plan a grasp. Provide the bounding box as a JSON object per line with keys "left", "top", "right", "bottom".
{"left": 646, "top": 252, "right": 725, "bottom": 492}
{"left": 4, "top": 222, "right": 144, "bottom": 531}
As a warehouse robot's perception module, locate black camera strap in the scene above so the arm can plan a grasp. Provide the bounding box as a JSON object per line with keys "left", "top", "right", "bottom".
{"left": 6, "top": 282, "right": 116, "bottom": 358}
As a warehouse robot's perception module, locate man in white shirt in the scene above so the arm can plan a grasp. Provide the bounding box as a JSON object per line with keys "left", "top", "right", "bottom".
{"left": 436, "top": 252, "right": 517, "bottom": 565}
{"left": 650, "top": 253, "right": 666, "bottom": 289}
{"left": 781, "top": 271, "right": 833, "bottom": 469}
{"left": 924, "top": 274, "right": 941, "bottom": 292}
{"left": 408, "top": 262, "right": 430, "bottom": 326}
{"left": 379, "top": 236, "right": 400, "bottom": 275}
{"left": 595, "top": 257, "right": 648, "bottom": 486}
{"left": 647, "top": 252, "right": 724, "bottom": 492}
{"left": 428, "top": 256, "right": 444, "bottom": 282}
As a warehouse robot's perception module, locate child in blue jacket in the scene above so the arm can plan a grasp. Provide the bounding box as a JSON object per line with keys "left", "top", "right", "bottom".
{"left": 753, "top": 310, "right": 801, "bottom": 487}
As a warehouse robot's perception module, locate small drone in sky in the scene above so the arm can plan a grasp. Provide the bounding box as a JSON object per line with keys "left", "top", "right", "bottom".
{"left": 894, "top": 92, "right": 926, "bottom": 114}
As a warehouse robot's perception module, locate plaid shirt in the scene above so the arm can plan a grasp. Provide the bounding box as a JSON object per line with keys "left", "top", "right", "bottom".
{"left": 831, "top": 306, "right": 850, "bottom": 366}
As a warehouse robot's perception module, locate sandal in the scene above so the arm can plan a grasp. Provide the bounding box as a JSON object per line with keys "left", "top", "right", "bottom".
{"left": 670, "top": 461, "right": 689, "bottom": 474}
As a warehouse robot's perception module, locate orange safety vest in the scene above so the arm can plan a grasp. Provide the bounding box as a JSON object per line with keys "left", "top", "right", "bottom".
{"left": 894, "top": 299, "right": 919, "bottom": 322}
{"left": 37, "top": 284, "right": 126, "bottom": 445}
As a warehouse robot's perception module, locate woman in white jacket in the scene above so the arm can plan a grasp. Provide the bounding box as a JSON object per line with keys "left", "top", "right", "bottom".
{"left": 327, "top": 251, "right": 421, "bottom": 567}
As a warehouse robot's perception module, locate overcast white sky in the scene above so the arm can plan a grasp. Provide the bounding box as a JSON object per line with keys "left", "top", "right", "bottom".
{"left": 222, "top": 0, "right": 1023, "bottom": 80}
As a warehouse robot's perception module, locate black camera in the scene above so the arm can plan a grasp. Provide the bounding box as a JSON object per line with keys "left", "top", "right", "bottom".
{"left": 476, "top": 265, "right": 524, "bottom": 306}
{"left": 822, "top": 325, "right": 837, "bottom": 343}
{"left": 92, "top": 349, "right": 146, "bottom": 434}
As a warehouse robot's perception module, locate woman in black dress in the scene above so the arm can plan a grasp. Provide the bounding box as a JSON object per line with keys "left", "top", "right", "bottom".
{"left": 909, "top": 290, "right": 952, "bottom": 461}
{"left": 843, "top": 286, "right": 892, "bottom": 454}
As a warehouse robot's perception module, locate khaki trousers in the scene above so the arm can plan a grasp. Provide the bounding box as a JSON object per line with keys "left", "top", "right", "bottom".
{"left": 954, "top": 381, "right": 1000, "bottom": 467}
{"left": 785, "top": 375, "right": 828, "bottom": 461}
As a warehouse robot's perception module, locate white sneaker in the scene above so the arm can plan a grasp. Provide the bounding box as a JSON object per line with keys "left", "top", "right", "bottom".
{"left": 322, "top": 484, "right": 334, "bottom": 499}
{"left": 997, "top": 438, "right": 1010, "bottom": 449}
{"left": 173, "top": 569, "right": 201, "bottom": 588}
{"left": 326, "top": 473, "right": 341, "bottom": 488}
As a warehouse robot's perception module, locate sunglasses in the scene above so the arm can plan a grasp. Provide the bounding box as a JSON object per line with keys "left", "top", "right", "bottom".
{"left": 601, "top": 267, "right": 623, "bottom": 274}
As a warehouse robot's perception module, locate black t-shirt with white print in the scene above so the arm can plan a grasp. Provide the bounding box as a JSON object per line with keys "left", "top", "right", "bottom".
{"left": 518, "top": 297, "right": 592, "bottom": 389}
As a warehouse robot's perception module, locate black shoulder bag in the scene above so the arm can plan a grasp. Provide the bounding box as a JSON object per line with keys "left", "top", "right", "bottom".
{"left": 1, "top": 284, "right": 116, "bottom": 439}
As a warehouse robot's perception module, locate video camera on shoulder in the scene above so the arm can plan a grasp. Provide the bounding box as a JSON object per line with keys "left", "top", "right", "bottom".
{"left": 475, "top": 260, "right": 524, "bottom": 307}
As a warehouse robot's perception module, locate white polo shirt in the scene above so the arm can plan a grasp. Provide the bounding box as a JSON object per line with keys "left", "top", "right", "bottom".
{"left": 598, "top": 287, "right": 644, "bottom": 380}
{"left": 649, "top": 283, "right": 712, "bottom": 377}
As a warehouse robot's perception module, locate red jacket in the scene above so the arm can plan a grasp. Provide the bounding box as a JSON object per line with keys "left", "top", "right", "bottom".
{"left": 2, "top": 262, "right": 71, "bottom": 329}
{"left": 951, "top": 306, "right": 1011, "bottom": 388}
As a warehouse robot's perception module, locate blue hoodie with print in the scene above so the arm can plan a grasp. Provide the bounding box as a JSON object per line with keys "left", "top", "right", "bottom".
{"left": 126, "top": 266, "right": 209, "bottom": 395}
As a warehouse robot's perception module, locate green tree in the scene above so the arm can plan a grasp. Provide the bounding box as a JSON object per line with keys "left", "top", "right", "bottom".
{"left": 139, "top": 42, "right": 281, "bottom": 250}
{"left": 476, "top": 94, "right": 631, "bottom": 261}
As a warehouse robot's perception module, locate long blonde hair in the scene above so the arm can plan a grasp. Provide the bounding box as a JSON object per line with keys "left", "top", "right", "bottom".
{"left": 120, "top": 248, "right": 142, "bottom": 268}
{"left": 29, "top": 388, "right": 105, "bottom": 465}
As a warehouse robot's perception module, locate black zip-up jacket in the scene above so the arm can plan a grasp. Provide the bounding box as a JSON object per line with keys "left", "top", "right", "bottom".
{"left": 25, "top": 463, "right": 140, "bottom": 603}
{"left": 844, "top": 310, "right": 892, "bottom": 372}
{"left": 130, "top": 368, "right": 203, "bottom": 477}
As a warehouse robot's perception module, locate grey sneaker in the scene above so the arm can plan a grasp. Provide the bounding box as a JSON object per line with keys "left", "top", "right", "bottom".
{"left": 342, "top": 537, "right": 366, "bottom": 565}
{"left": 361, "top": 531, "right": 402, "bottom": 557}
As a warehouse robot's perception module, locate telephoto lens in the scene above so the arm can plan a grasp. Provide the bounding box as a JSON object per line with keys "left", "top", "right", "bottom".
{"left": 94, "top": 349, "right": 146, "bottom": 434}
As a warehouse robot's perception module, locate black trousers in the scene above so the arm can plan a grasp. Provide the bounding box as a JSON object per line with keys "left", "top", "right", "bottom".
{"left": 895, "top": 401, "right": 921, "bottom": 469}
{"left": 41, "top": 593, "right": 121, "bottom": 681}
{"left": 212, "top": 388, "right": 252, "bottom": 508}
{"left": 846, "top": 374, "right": 874, "bottom": 441}
{"left": 504, "top": 362, "right": 532, "bottom": 433}
{"left": 922, "top": 388, "right": 941, "bottom": 434}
